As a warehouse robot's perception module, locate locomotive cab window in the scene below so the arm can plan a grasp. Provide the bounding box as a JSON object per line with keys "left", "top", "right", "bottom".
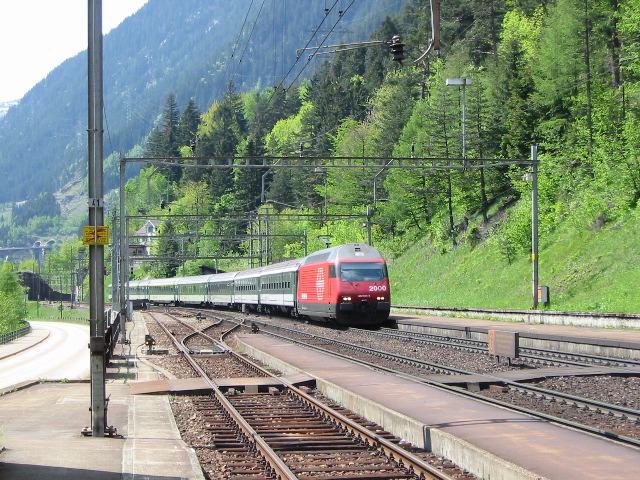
{"left": 339, "top": 262, "right": 387, "bottom": 282}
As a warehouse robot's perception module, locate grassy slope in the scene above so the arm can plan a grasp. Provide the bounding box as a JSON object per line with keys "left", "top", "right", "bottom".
{"left": 25, "top": 302, "right": 90, "bottom": 323}
{"left": 388, "top": 208, "right": 640, "bottom": 313}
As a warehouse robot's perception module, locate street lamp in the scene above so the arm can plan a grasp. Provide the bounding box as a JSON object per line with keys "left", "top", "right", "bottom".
{"left": 317, "top": 235, "right": 332, "bottom": 248}
{"left": 446, "top": 78, "right": 472, "bottom": 157}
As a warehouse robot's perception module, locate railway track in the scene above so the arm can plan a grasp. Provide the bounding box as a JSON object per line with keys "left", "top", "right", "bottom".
{"left": 355, "top": 326, "right": 640, "bottom": 369}
{"left": 143, "top": 310, "right": 468, "bottom": 480}
{"left": 245, "top": 318, "right": 640, "bottom": 446}
{"left": 390, "top": 305, "right": 640, "bottom": 330}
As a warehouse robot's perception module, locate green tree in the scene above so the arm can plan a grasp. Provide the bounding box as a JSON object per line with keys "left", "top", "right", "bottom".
{"left": 0, "top": 262, "right": 23, "bottom": 296}
{"left": 494, "top": 7, "right": 541, "bottom": 158}
{"left": 146, "top": 93, "right": 182, "bottom": 183}
{"left": 150, "top": 220, "right": 179, "bottom": 278}
{"left": 198, "top": 81, "right": 247, "bottom": 200}
{"left": 177, "top": 98, "right": 200, "bottom": 149}
{"left": 0, "top": 262, "right": 27, "bottom": 332}
{"left": 264, "top": 101, "right": 320, "bottom": 208}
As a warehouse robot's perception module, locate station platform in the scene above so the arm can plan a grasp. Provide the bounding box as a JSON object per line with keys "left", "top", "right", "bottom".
{"left": 0, "top": 315, "right": 205, "bottom": 480}
{"left": 237, "top": 330, "right": 640, "bottom": 480}
{"left": 391, "top": 312, "right": 640, "bottom": 347}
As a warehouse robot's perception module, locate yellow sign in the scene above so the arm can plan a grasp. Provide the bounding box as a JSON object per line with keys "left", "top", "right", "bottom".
{"left": 82, "top": 226, "right": 110, "bottom": 245}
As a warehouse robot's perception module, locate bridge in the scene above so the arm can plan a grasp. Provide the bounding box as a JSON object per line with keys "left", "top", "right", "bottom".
{"left": 0, "top": 240, "right": 55, "bottom": 266}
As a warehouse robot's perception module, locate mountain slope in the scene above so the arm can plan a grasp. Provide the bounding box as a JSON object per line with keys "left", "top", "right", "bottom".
{"left": 0, "top": 0, "right": 408, "bottom": 204}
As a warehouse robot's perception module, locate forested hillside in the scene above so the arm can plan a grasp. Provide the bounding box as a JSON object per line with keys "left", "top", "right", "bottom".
{"left": 2, "top": 0, "right": 640, "bottom": 312}
{"left": 122, "top": 0, "right": 640, "bottom": 312}
{"left": 0, "top": 0, "right": 407, "bottom": 227}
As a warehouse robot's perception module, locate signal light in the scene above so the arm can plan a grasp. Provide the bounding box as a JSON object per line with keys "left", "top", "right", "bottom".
{"left": 390, "top": 35, "right": 404, "bottom": 62}
{"left": 145, "top": 335, "right": 155, "bottom": 346}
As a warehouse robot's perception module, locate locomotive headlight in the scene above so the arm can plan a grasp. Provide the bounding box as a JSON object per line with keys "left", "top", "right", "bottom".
{"left": 341, "top": 296, "right": 352, "bottom": 301}
{"left": 377, "top": 296, "right": 386, "bottom": 301}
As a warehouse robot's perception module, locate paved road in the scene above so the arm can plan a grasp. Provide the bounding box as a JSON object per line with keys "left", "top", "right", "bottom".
{"left": 0, "top": 321, "right": 89, "bottom": 389}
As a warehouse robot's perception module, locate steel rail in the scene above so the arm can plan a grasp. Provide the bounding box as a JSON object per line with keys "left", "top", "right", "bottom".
{"left": 278, "top": 374, "right": 456, "bottom": 480}
{"left": 359, "top": 326, "right": 640, "bottom": 368}
{"left": 391, "top": 304, "right": 640, "bottom": 328}
{"left": 156, "top": 309, "right": 457, "bottom": 479}
{"left": 253, "top": 322, "right": 640, "bottom": 449}
{"left": 149, "top": 312, "right": 299, "bottom": 480}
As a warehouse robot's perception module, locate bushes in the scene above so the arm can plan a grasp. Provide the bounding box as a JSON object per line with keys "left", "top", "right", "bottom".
{"left": 0, "top": 292, "right": 27, "bottom": 333}
{"left": 0, "top": 263, "right": 27, "bottom": 334}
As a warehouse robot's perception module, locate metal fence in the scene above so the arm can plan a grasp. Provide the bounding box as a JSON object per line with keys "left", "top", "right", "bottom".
{"left": 0, "top": 322, "right": 32, "bottom": 345}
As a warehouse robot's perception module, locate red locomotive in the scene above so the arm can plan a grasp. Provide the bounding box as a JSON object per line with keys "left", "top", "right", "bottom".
{"left": 297, "top": 243, "right": 390, "bottom": 326}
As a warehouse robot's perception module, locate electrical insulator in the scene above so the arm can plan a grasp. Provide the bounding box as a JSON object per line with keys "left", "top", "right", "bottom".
{"left": 390, "top": 35, "right": 405, "bottom": 62}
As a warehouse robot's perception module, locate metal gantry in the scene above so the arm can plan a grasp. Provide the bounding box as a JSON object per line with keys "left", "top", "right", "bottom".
{"left": 118, "top": 151, "right": 540, "bottom": 315}
{"left": 121, "top": 154, "right": 530, "bottom": 171}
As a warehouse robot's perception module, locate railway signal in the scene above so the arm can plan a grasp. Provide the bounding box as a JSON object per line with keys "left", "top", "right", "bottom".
{"left": 145, "top": 334, "right": 155, "bottom": 354}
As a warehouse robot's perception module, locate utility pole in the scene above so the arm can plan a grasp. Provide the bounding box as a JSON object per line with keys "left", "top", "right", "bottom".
{"left": 531, "top": 145, "right": 539, "bottom": 309}
{"left": 86, "top": 0, "right": 107, "bottom": 438}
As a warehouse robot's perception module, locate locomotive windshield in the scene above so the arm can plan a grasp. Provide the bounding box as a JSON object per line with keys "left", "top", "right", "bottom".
{"left": 339, "top": 262, "right": 387, "bottom": 282}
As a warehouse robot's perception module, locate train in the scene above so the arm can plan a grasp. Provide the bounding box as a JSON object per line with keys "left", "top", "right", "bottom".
{"left": 128, "top": 243, "right": 391, "bottom": 327}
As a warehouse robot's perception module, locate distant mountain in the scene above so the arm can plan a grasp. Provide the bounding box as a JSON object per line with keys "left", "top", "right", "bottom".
{"left": 0, "top": 0, "right": 408, "bottom": 204}
{"left": 0, "top": 100, "right": 18, "bottom": 118}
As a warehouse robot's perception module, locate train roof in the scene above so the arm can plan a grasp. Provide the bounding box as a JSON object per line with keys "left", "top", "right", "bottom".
{"left": 234, "top": 258, "right": 302, "bottom": 279}
{"left": 142, "top": 277, "right": 181, "bottom": 286}
{"left": 174, "top": 274, "right": 214, "bottom": 285}
{"left": 301, "top": 243, "right": 384, "bottom": 265}
{"left": 205, "top": 271, "right": 240, "bottom": 282}
{"left": 260, "top": 258, "right": 304, "bottom": 274}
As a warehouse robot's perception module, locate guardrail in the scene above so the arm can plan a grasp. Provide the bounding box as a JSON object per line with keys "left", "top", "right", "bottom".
{"left": 0, "top": 322, "right": 32, "bottom": 345}
{"left": 104, "top": 308, "right": 123, "bottom": 360}
{"left": 392, "top": 305, "right": 640, "bottom": 329}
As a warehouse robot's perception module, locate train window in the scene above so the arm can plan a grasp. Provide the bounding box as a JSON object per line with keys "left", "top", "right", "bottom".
{"left": 339, "top": 262, "right": 387, "bottom": 282}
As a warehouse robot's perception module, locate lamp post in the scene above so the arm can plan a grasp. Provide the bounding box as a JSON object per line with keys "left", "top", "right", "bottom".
{"left": 523, "top": 146, "right": 540, "bottom": 308}
{"left": 317, "top": 235, "right": 332, "bottom": 248}
{"left": 446, "top": 78, "right": 472, "bottom": 157}
{"left": 531, "top": 145, "right": 539, "bottom": 309}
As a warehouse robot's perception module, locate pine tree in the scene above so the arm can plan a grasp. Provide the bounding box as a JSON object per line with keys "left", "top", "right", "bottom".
{"left": 150, "top": 220, "right": 179, "bottom": 278}
{"left": 198, "top": 81, "right": 247, "bottom": 200}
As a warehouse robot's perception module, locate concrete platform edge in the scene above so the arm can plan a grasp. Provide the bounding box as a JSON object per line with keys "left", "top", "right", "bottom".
{"left": 237, "top": 338, "right": 544, "bottom": 480}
